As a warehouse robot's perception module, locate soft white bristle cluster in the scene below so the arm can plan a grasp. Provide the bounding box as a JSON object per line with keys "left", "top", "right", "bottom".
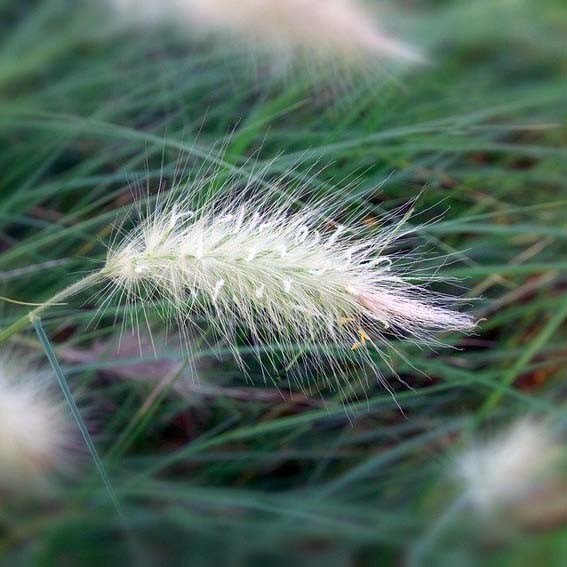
{"left": 108, "top": 0, "right": 423, "bottom": 66}
{"left": 454, "top": 420, "right": 558, "bottom": 513}
{"left": 100, "top": 185, "right": 474, "bottom": 386}
{"left": 0, "top": 354, "right": 71, "bottom": 489}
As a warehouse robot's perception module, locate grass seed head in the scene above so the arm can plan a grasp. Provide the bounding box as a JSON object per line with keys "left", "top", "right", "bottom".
{"left": 107, "top": 0, "right": 423, "bottom": 68}
{"left": 454, "top": 420, "right": 559, "bottom": 514}
{"left": 100, "top": 173, "right": 475, "bottom": 393}
{"left": 0, "top": 354, "right": 72, "bottom": 491}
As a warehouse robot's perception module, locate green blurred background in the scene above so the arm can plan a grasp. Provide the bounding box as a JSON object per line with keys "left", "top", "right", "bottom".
{"left": 0, "top": 1, "right": 565, "bottom": 565}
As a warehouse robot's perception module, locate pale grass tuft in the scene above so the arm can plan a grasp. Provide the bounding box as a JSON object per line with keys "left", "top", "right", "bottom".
{"left": 454, "top": 420, "right": 559, "bottom": 513}
{"left": 107, "top": 0, "right": 424, "bottom": 67}
{"left": 0, "top": 354, "right": 72, "bottom": 490}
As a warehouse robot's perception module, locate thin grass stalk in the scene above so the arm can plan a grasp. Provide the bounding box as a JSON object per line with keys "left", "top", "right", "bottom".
{"left": 32, "top": 317, "right": 126, "bottom": 520}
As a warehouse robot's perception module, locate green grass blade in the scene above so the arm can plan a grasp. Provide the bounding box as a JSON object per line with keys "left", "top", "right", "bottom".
{"left": 32, "top": 317, "right": 126, "bottom": 520}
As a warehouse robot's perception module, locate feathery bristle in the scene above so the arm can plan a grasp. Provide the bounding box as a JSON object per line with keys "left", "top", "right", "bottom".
{"left": 98, "top": 177, "right": 474, "bottom": 392}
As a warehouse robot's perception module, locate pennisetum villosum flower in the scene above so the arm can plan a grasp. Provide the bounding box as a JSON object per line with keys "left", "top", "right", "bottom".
{"left": 410, "top": 419, "right": 563, "bottom": 563}
{"left": 0, "top": 353, "right": 73, "bottom": 491}
{"left": 107, "top": 0, "right": 424, "bottom": 69}
{"left": 0, "top": 171, "right": 475, "bottom": 394}
{"left": 454, "top": 419, "right": 561, "bottom": 515}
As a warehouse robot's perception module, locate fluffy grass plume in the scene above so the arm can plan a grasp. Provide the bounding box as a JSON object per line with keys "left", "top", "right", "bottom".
{"left": 454, "top": 420, "right": 561, "bottom": 514}
{"left": 107, "top": 0, "right": 423, "bottom": 67}
{"left": 0, "top": 353, "right": 72, "bottom": 491}
{"left": 97, "top": 172, "right": 475, "bottom": 393}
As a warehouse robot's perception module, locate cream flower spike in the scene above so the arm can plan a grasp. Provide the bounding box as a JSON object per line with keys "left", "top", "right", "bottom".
{"left": 97, "top": 177, "right": 475, "bottom": 388}
{"left": 0, "top": 353, "right": 72, "bottom": 490}
{"left": 454, "top": 420, "right": 560, "bottom": 513}
{"left": 108, "top": 0, "right": 424, "bottom": 66}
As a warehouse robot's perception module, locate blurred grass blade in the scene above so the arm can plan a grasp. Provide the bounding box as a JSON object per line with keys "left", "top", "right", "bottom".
{"left": 475, "top": 299, "right": 567, "bottom": 425}
{"left": 32, "top": 316, "right": 126, "bottom": 520}
{"left": 408, "top": 494, "right": 468, "bottom": 567}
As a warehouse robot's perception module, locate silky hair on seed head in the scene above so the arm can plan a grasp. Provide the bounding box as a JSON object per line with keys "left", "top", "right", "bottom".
{"left": 106, "top": 0, "right": 424, "bottom": 68}
{"left": 96, "top": 164, "right": 475, "bottom": 397}
{"left": 0, "top": 353, "right": 73, "bottom": 491}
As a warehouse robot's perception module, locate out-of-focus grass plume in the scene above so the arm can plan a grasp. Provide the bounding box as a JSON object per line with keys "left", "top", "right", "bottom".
{"left": 455, "top": 419, "right": 563, "bottom": 517}
{"left": 106, "top": 0, "right": 424, "bottom": 73}
{"left": 0, "top": 353, "right": 73, "bottom": 494}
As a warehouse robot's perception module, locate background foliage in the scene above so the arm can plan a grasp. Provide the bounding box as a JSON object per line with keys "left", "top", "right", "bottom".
{"left": 0, "top": 0, "right": 565, "bottom": 565}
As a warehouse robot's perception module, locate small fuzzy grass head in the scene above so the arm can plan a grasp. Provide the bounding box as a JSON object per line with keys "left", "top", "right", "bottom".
{"left": 106, "top": 0, "right": 424, "bottom": 79}
{"left": 0, "top": 353, "right": 73, "bottom": 492}
{"left": 96, "top": 162, "right": 475, "bottom": 399}
{"left": 454, "top": 419, "right": 561, "bottom": 515}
